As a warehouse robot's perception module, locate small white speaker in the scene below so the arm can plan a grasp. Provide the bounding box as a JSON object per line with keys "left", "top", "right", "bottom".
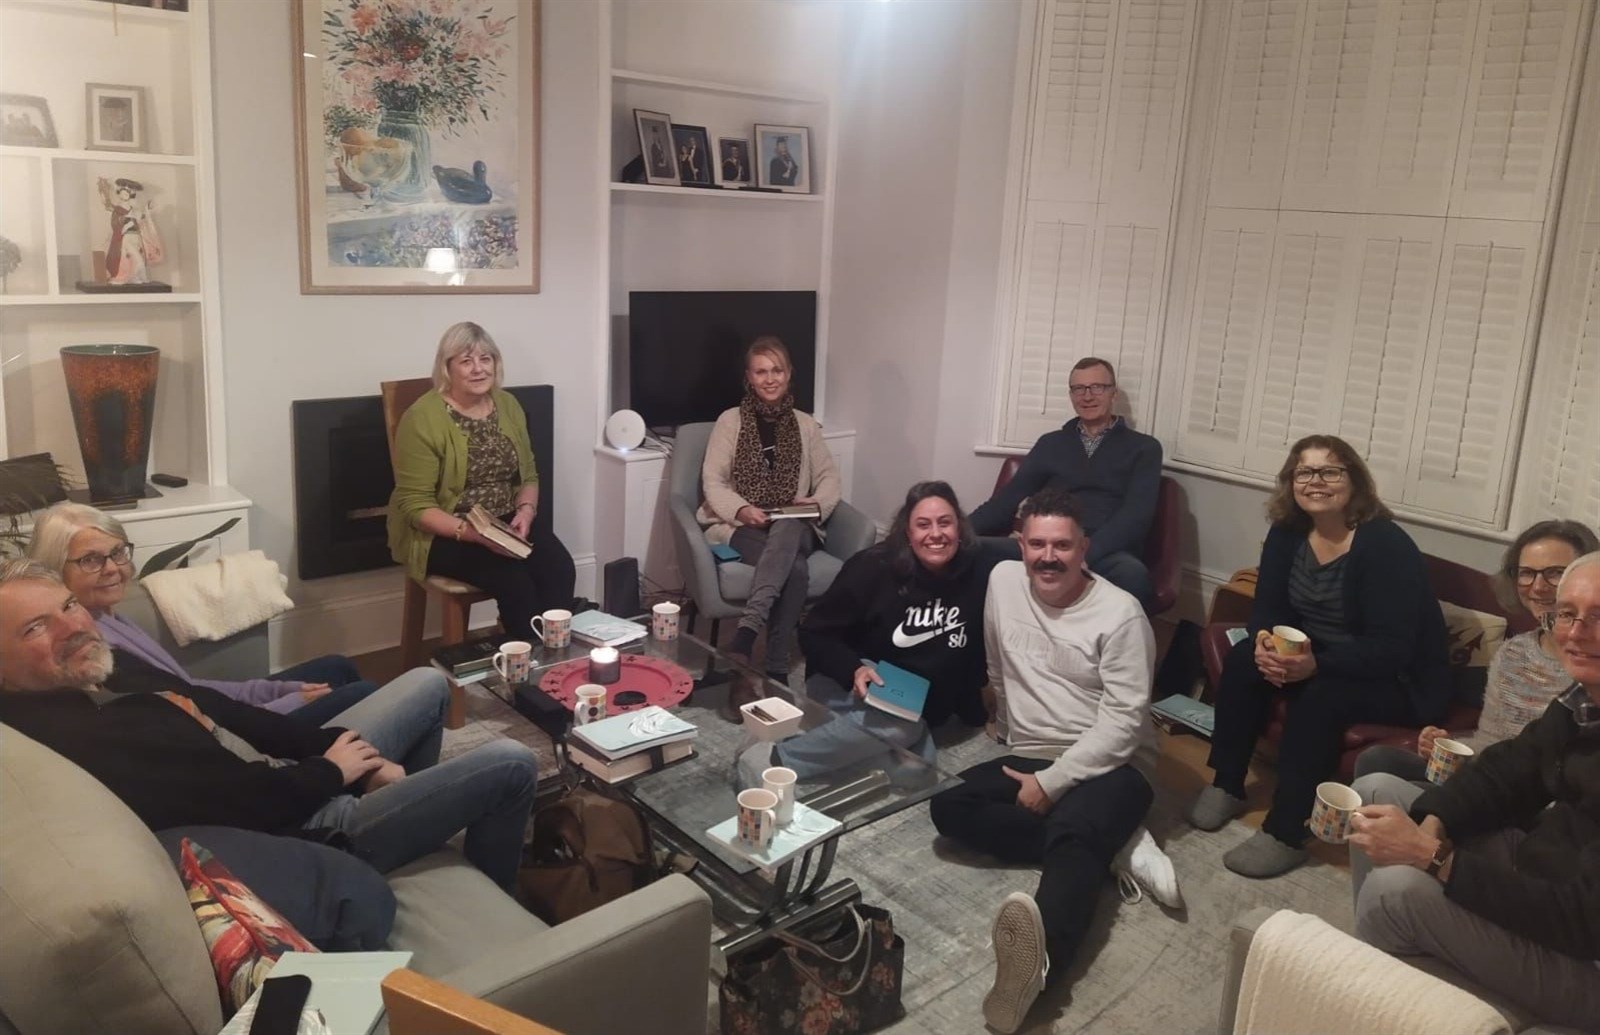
{"left": 604, "top": 409, "right": 646, "bottom": 451}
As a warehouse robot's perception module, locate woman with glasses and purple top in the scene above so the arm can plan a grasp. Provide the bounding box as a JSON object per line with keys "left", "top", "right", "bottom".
{"left": 1353, "top": 519, "right": 1599, "bottom": 786}
{"left": 27, "top": 502, "right": 380, "bottom": 726}
{"left": 1184, "top": 434, "right": 1452, "bottom": 878}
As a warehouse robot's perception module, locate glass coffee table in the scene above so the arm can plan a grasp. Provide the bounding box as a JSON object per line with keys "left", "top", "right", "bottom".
{"left": 509, "top": 625, "right": 959, "bottom": 956}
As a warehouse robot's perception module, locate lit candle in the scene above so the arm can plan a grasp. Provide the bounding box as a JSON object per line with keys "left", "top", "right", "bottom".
{"left": 589, "top": 646, "right": 620, "bottom": 684}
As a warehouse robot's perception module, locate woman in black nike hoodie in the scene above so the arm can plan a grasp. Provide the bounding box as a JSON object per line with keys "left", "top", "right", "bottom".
{"left": 775, "top": 481, "right": 1002, "bottom": 779}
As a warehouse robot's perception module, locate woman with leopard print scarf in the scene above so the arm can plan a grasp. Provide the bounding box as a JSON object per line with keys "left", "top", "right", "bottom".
{"left": 698, "top": 337, "right": 841, "bottom": 676}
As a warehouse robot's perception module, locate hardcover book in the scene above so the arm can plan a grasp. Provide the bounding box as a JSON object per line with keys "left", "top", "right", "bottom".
{"left": 567, "top": 705, "right": 697, "bottom": 760}
{"left": 863, "top": 660, "right": 930, "bottom": 722}
{"left": 466, "top": 505, "right": 530, "bottom": 559}
{"left": 569, "top": 610, "right": 649, "bottom": 647}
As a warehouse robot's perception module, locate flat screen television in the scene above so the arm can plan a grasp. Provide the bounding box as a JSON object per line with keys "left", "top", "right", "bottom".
{"left": 627, "top": 290, "right": 817, "bottom": 430}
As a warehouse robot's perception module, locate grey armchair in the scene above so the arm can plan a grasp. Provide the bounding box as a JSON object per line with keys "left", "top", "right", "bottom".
{"left": 667, "top": 421, "right": 877, "bottom": 648}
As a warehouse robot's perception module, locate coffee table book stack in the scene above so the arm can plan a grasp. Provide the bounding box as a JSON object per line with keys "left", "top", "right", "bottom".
{"left": 564, "top": 705, "right": 698, "bottom": 784}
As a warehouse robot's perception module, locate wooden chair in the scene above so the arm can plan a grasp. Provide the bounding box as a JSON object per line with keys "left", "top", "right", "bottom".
{"left": 381, "top": 376, "right": 490, "bottom": 729}
{"left": 381, "top": 969, "right": 564, "bottom": 1035}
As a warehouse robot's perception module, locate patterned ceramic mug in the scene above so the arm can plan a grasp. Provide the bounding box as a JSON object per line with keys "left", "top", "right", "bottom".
{"left": 492, "top": 640, "right": 533, "bottom": 685}
{"left": 736, "top": 788, "right": 779, "bottom": 850}
{"left": 1426, "top": 738, "right": 1475, "bottom": 785}
{"left": 652, "top": 601, "right": 681, "bottom": 641}
{"left": 531, "top": 608, "right": 572, "bottom": 650}
{"left": 574, "top": 683, "right": 607, "bottom": 726}
{"left": 1308, "top": 781, "right": 1360, "bottom": 844}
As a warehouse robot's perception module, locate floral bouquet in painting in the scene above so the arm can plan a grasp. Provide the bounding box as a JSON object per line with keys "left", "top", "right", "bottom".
{"left": 321, "top": 0, "right": 514, "bottom": 201}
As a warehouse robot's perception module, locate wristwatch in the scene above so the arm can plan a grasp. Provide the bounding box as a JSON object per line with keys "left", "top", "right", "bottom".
{"left": 1425, "top": 839, "right": 1453, "bottom": 878}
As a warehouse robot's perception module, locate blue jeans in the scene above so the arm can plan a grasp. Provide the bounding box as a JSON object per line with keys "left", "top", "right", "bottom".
{"left": 271, "top": 654, "right": 380, "bottom": 727}
{"left": 323, "top": 666, "right": 450, "bottom": 774}
{"left": 775, "top": 673, "right": 937, "bottom": 781}
{"left": 305, "top": 739, "right": 538, "bottom": 893}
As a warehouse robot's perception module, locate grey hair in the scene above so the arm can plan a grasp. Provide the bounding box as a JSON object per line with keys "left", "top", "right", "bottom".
{"left": 430, "top": 321, "right": 504, "bottom": 393}
{"left": 0, "top": 557, "right": 65, "bottom": 589}
{"left": 26, "top": 502, "right": 130, "bottom": 575}
{"left": 1558, "top": 551, "right": 1600, "bottom": 595}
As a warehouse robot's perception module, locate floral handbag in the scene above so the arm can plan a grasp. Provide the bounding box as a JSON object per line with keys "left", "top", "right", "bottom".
{"left": 719, "top": 903, "right": 905, "bottom": 1035}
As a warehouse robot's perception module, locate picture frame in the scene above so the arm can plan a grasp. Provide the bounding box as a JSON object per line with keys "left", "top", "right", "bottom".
{"left": 714, "top": 136, "right": 751, "bottom": 186}
{"left": 85, "top": 84, "right": 148, "bottom": 153}
{"left": 634, "top": 109, "right": 678, "bottom": 186}
{"left": 754, "top": 123, "right": 811, "bottom": 193}
{"left": 670, "top": 123, "right": 713, "bottom": 187}
{"left": 0, "top": 93, "right": 58, "bottom": 148}
{"left": 291, "top": 0, "right": 541, "bottom": 295}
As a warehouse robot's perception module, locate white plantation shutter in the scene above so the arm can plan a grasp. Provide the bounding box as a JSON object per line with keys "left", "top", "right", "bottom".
{"left": 998, "top": 0, "right": 1198, "bottom": 446}
{"left": 1335, "top": 220, "right": 1445, "bottom": 493}
{"left": 1404, "top": 220, "right": 1542, "bottom": 521}
{"left": 1167, "top": 0, "right": 1588, "bottom": 528}
{"left": 1206, "top": 0, "right": 1308, "bottom": 211}
{"left": 1450, "top": 0, "right": 1585, "bottom": 221}
{"left": 1176, "top": 211, "right": 1276, "bottom": 467}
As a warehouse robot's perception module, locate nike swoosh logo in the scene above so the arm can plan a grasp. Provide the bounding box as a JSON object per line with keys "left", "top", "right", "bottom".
{"left": 892, "top": 622, "right": 964, "bottom": 648}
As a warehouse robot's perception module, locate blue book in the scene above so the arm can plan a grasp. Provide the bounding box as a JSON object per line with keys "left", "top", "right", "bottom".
{"left": 864, "top": 660, "right": 931, "bottom": 722}
{"left": 1151, "top": 694, "right": 1215, "bottom": 737}
{"left": 710, "top": 543, "right": 741, "bottom": 563}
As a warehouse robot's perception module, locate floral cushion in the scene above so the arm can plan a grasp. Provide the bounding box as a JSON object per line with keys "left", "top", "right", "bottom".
{"left": 1439, "top": 601, "right": 1508, "bottom": 670}
{"left": 178, "top": 837, "right": 317, "bottom": 1015}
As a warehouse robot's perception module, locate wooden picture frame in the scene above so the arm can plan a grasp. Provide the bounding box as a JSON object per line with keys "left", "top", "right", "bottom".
{"left": 291, "top": 0, "right": 540, "bottom": 294}
{"left": 754, "top": 123, "right": 811, "bottom": 193}
{"left": 85, "top": 84, "right": 148, "bottom": 153}
{"left": 634, "top": 109, "right": 678, "bottom": 186}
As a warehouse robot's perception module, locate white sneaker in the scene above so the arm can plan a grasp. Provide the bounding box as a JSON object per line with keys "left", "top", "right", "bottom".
{"left": 1113, "top": 826, "right": 1183, "bottom": 909}
{"left": 984, "top": 892, "right": 1048, "bottom": 1034}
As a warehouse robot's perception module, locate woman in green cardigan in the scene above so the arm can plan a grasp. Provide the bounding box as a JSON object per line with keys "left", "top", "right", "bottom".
{"left": 386, "top": 322, "right": 575, "bottom": 639}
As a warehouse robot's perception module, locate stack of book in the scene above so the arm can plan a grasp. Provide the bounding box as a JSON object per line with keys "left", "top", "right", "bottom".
{"left": 431, "top": 635, "right": 501, "bottom": 680}
{"left": 569, "top": 610, "right": 648, "bottom": 648}
{"left": 564, "top": 705, "right": 697, "bottom": 783}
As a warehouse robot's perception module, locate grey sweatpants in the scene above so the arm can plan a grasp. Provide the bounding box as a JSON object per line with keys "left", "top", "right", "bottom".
{"left": 730, "top": 520, "right": 814, "bottom": 668}
{"left": 1351, "top": 773, "right": 1600, "bottom": 1029}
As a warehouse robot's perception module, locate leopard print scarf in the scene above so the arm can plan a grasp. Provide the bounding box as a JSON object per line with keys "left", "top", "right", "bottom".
{"left": 732, "top": 390, "right": 804, "bottom": 510}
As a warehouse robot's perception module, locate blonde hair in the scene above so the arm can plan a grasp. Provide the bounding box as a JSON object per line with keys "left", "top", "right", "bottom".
{"left": 431, "top": 321, "right": 504, "bottom": 394}
{"left": 26, "top": 502, "right": 130, "bottom": 575}
{"left": 1559, "top": 551, "right": 1600, "bottom": 595}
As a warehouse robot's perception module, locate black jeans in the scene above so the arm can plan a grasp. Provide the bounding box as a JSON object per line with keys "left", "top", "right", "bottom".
{"left": 929, "top": 756, "right": 1151, "bottom": 978}
{"left": 1207, "top": 637, "right": 1419, "bottom": 844}
{"left": 426, "top": 522, "right": 576, "bottom": 641}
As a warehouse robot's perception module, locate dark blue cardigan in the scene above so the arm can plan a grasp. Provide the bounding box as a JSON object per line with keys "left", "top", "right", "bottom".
{"left": 1248, "top": 518, "right": 1451, "bottom": 723}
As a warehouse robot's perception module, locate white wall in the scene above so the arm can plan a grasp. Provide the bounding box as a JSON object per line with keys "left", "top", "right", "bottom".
{"left": 826, "top": 0, "right": 1516, "bottom": 619}
{"left": 209, "top": 0, "right": 603, "bottom": 663}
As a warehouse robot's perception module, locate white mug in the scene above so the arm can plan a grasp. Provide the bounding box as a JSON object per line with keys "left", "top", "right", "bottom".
{"left": 1308, "top": 781, "right": 1361, "bottom": 844}
{"left": 492, "top": 640, "right": 533, "bottom": 685}
{"left": 531, "top": 608, "right": 572, "bottom": 650}
{"left": 762, "top": 766, "right": 797, "bottom": 826}
{"left": 574, "top": 683, "right": 607, "bottom": 726}
{"left": 736, "top": 787, "right": 779, "bottom": 850}
{"left": 652, "top": 601, "right": 681, "bottom": 641}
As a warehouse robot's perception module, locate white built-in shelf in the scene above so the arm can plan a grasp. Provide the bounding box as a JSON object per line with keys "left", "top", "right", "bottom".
{"left": 0, "top": 145, "right": 197, "bottom": 166}
{"left": 0, "top": 293, "right": 203, "bottom": 307}
{"left": 610, "top": 182, "right": 821, "bottom": 202}
{"left": 4, "top": 0, "right": 188, "bottom": 24}
{"left": 611, "top": 68, "right": 825, "bottom": 106}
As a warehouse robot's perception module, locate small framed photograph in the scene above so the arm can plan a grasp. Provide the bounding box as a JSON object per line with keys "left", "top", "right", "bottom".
{"left": 671, "top": 124, "right": 713, "bottom": 187}
{"left": 0, "top": 93, "right": 58, "bottom": 148}
{"left": 85, "top": 84, "right": 148, "bottom": 152}
{"left": 754, "top": 124, "right": 811, "bottom": 193}
{"left": 634, "top": 109, "right": 679, "bottom": 186}
{"left": 715, "top": 136, "right": 751, "bottom": 186}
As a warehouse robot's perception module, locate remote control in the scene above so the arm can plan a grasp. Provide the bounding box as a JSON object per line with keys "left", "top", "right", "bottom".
{"left": 151, "top": 473, "right": 188, "bottom": 488}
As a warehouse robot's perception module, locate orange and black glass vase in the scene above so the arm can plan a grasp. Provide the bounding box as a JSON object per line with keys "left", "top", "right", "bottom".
{"left": 59, "top": 344, "right": 160, "bottom": 504}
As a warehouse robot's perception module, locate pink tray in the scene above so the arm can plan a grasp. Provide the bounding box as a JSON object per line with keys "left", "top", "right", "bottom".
{"left": 537, "top": 654, "right": 695, "bottom": 713}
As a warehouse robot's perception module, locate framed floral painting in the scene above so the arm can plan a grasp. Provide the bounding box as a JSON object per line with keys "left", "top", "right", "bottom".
{"left": 291, "top": 0, "right": 539, "bottom": 294}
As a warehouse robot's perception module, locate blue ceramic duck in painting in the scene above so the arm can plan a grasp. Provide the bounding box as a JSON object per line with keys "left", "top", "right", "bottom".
{"left": 433, "top": 160, "right": 492, "bottom": 204}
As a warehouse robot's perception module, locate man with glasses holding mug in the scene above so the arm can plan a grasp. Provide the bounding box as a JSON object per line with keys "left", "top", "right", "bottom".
{"left": 971, "top": 357, "right": 1163, "bottom": 610}
{"left": 1345, "top": 552, "right": 1600, "bottom": 1030}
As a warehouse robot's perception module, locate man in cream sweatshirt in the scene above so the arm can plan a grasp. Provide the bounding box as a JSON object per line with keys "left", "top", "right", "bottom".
{"left": 929, "top": 488, "right": 1173, "bottom": 1034}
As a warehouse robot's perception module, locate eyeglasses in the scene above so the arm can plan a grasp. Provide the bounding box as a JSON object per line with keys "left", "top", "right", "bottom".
{"left": 66, "top": 544, "right": 132, "bottom": 573}
{"left": 1552, "top": 610, "right": 1600, "bottom": 631}
{"left": 1291, "top": 466, "right": 1348, "bottom": 485}
{"left": 1515, "top": 566, "right": 1568, "bottom": 587}
{"left": 1068, "top": 383, "right": 1114, "bottom": 398}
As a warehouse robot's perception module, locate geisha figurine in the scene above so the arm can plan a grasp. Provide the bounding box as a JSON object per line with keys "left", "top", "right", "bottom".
{"left": 98, "top": 177, "right": 166, "bottom": 286}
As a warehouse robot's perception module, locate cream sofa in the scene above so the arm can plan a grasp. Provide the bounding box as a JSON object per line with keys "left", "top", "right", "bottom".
{"left": 0, "top": 593, "right": 713, "bottom": 1035}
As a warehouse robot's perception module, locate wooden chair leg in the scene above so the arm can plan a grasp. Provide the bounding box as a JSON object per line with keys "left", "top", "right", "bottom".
{"left": 440, "top": 595, "right": 470, "bottom": 729}
{"left": 400, "top": 579, "right": 427, "bottom": 671}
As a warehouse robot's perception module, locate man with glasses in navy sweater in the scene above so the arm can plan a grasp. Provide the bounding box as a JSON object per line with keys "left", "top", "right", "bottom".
{"left": 971, "top": 357, "right": 1163, "bottom": 610}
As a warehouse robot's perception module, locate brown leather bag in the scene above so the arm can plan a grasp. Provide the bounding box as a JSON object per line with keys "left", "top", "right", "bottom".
{"left": 516, "top": 786, "right": 655, "bottom": 924}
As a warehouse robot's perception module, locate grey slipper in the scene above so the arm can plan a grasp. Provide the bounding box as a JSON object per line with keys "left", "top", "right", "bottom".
{"left": 1186, "top": 785, "right": 1247, "bottom": 831}
{"left": 1223, "top": 831, "right": 1308, "bottom": 878}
